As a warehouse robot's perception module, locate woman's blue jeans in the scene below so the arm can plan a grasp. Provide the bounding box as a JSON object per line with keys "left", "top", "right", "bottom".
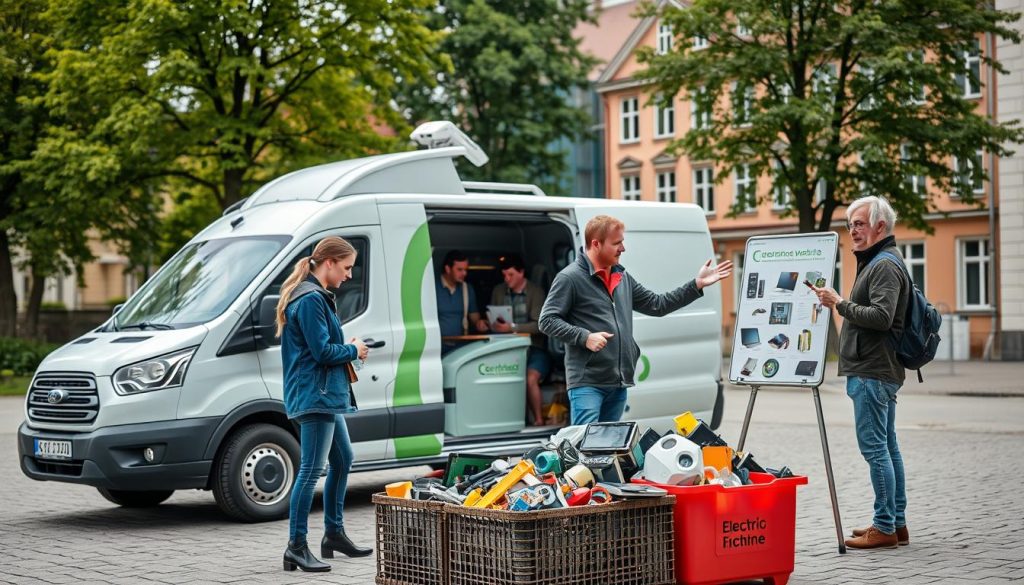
{"left": 846, "top": 376, "right": 907, "bottom": 535}
{"left": 288, "top": 413, "right": 354, "bottom": 545}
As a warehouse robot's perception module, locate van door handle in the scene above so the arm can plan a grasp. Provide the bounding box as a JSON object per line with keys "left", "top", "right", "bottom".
{"left": 363, "top": 338, "right": 386, "bottom": 349}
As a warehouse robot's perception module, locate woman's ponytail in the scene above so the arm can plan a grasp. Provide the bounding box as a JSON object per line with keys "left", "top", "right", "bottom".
{"left": 275, "top": 257, "right": 313, "bottom": 337}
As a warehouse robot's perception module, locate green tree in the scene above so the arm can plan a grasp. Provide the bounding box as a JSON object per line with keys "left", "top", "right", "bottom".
{"left": 42, "top": 0, "right": 448, "bottom": 213}
{"left": 640, "top": 0, "right": 1024, "bottom": 232}
{"left": 399, "top": 0, "right": 597, "bottom": 194}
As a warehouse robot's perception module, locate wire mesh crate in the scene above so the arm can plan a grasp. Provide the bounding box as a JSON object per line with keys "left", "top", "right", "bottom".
{"left": 446, "top": 496, "right": 675, "bottom": 585}
{"left": 374, "top": 494, "right": 447, "bottom": 585}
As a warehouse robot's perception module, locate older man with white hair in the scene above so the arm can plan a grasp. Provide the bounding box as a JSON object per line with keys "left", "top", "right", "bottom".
{"left": 810, "top": 195, "right": 911, "bottom": 550}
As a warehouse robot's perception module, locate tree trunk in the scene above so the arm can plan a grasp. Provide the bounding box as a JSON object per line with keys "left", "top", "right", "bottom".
{"left": 24, "top": 272, "right": 45, "bottom": 340}
{"left": 0, "top": 230, "right": 17, "bottom": 338}
{"left": 222, "top": 169, "right": 245, "bottom": 211}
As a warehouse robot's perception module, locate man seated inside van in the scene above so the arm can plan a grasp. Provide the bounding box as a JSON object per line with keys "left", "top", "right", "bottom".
{"left": 490, "top": 253, "right": 552, "bottom": 426}
{"left": 437, "top": 249, "right": 489, "bottom": 354}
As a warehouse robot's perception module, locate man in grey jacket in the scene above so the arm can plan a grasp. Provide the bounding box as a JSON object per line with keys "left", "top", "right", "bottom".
{"left": 539, "top": 215, "right": 731, "bottom": 425}
{"left": 811, "top": 195, "right": 910, "bottom": 550}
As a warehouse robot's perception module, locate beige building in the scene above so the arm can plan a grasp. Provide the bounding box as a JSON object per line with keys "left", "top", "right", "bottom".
{"left": 12, "top": 235, "right": 139, "bottom": 311}
{"left": 592, "top": 1, "right": 1009, "bottom": 358}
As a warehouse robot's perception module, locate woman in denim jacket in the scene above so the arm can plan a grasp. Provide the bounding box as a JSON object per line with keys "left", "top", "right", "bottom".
{"left": 275, "top": 236, "right": 372, "bottom": 572}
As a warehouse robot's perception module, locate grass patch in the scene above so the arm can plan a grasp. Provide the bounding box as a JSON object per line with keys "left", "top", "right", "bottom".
{"left": 0, "top": 376, "right": 31, "bottom": 397}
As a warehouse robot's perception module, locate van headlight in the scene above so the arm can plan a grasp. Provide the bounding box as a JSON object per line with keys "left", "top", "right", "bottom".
{"left": 113, "top": 347, "right": 197, "bottom": 395}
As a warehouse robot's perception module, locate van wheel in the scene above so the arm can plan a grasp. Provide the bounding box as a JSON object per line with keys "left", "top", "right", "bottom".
{"left": 213, "top": 423, "right": 299, "bottom": 523}
{"left": 97, "top": 488, "right": 174, "bottom": 507}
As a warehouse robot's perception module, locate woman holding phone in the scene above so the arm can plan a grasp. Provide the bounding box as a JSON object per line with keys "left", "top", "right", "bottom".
{"left": 274, "top": 236, "right": 373, "bottom": 572}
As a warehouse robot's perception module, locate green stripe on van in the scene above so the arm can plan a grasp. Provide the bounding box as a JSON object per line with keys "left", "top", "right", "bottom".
{"left": 394, "top": 221, "right": 431, "bottom": 408}
{"left": 395, "top": 434, "right": 442, "bottom": 459}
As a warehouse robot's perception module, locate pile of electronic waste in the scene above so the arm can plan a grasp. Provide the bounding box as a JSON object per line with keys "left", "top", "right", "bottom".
{"left": 384, "top": 411, "right": 794, "bottom": 511}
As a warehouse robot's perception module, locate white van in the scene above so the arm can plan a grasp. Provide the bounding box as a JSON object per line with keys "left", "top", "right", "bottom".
{"left": 17, "top": 123, "right": 724, "bottom": 522}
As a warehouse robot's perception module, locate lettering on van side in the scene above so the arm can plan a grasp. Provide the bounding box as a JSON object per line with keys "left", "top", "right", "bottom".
{"left": 477, "top": 363, "right": 520, "bottom": 376}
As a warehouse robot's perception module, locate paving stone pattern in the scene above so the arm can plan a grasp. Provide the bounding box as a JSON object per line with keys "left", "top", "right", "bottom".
{"left": 2, "top": 398, "right": 1022, "bottom": 584}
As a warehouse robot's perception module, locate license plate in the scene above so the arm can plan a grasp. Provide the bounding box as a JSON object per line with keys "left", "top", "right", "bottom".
{"left": 34, "top": 439, "right": 72, "bottom": 461}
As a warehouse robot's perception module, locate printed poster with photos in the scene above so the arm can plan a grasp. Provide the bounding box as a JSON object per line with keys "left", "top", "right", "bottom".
{"left": 729, "top": 232, "right": 839, "bottom": 387}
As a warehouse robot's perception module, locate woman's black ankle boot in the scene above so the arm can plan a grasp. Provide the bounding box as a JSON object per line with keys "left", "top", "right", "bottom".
{"left": 321, "top": 530, "right": 373, "bottom": 558}
{"left": 283, "top": 541, "right": 331, "bottom": 572}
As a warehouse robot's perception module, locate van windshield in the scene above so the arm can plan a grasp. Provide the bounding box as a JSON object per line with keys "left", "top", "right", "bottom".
{"left": 112, "top": 235, "right": 290, "bottom": 330}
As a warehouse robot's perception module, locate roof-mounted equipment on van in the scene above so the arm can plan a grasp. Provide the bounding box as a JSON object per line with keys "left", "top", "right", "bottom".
{"left": 410, "top": 121, "right": 489, "bottom": 167}
{"left": 462, "top": 181, "right": 547, "bottom": 197}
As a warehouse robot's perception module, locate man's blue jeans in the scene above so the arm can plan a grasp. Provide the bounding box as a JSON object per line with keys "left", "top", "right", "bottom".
{"left": 847, "top": 376, "right": 907, "bottom": 535}
{"left": 569, "top": 386, "right": 627, "bottom": 425}
{"left": 288, "top": 413, "right": 355, "bottom": 545}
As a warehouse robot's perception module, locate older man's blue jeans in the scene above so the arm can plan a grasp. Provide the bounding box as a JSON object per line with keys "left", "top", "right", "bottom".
{"left": 569, "top": 386, "right": 627, "bottom": 425}
{"left": 847, "top": 376, "right": 907, "bottom": 535}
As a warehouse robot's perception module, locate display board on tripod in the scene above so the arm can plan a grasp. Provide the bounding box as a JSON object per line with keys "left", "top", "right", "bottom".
{"left": 729, "top": 232, "right": 838, "bottom": 388}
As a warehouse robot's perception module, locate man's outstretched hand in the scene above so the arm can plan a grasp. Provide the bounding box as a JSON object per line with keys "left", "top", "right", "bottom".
{"left": 695, "top": 259, "right": 733, "bottom": 290}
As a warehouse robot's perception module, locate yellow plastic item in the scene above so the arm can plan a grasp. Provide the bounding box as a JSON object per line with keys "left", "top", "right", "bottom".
{"left": 463, "top": 488, "right": 483, "bottom": 507}
{"left": 473, "top": 460, "right": 535, "bottom": 508}
{"left": 674, "top": 411, "right": 700, "bottom": 437}
{"left": 385, "top": 481, "right": 412, "bottom": 499}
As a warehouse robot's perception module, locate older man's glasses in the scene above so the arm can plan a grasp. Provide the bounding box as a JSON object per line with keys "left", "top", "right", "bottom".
{"left": 846, "top": 220, "right": 869, "bottom": 232}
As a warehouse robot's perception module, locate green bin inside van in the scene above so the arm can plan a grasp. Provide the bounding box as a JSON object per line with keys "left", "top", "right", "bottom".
{"left": 442, "top": 336, "right": 530, "bottom": 436}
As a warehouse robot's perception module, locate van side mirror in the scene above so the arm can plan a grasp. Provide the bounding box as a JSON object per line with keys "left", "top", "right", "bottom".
{"left": 258, "top": 295, "right": 280, "bottom": 344}
{"left": 112, "top": 303, "right": 125, "bottom": 315}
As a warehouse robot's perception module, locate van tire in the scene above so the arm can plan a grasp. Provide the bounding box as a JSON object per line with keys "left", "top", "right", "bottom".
{"left": 97, "top": 488, "right": 174, "bottom": 508}
{"left": 213, "top": 423, "right": 299, "bottom": 523}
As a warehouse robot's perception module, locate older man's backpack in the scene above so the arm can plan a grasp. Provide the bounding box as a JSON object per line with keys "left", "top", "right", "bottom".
{"left": 870, "top": 251, "right": 942, "bottom": 382}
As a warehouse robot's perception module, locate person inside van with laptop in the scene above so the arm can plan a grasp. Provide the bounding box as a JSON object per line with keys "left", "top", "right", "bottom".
{"left": 436, "top": 250, "right": 489, "bottom": 354}
{"left": 490, "top": 253, "right": 552, "bottom": 426}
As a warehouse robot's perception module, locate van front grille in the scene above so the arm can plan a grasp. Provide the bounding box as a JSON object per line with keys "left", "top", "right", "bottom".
{"left": 27, "top": 374, "right": 99, "bottom": 424}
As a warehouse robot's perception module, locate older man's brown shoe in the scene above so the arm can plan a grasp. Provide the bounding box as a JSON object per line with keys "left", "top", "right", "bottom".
{"left": 851, "top": 525, "right": 909, "bottom": 545}
{"left": 845, "top": 526, "right": 898, "bottom": 549}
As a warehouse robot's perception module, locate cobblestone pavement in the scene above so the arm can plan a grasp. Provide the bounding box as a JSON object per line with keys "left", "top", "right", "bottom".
{"left": 2, "top": 385, "right": 1023, "bottom": 584}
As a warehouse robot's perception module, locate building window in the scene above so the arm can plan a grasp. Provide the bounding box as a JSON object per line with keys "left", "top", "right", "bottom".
{"left": 957, "top": 39, "right": 982, "bottom": 98}
{"left": 959, "top": 238, "right": 991, "bottom": 309}
{"left": 654, "top": 95, "right": 675, "bottom": 138}
{"left": 656, "top": 171, "right": 676, "bottom": 202}
{"left": 815, "top": 178, "right": 828, "bottom": 204}
{"left": 736, "top": 23, "right": 751, "bottom": 37}
{"left": 906, "top": 51, "right": 926, "bottom": 105}
{"left": 901, "top": 143, "right": 926, "bottom": 197}
{"left": 734, "top": 164, "right": 756, "bottom": 212}
{"left": 732, "top": 82, "right": 754, "bottom": 126}
{"left": 620, "top": 96, "right": 639, "bottom": 143}
{"left": 693, "top": 167, "right": 715, "bottom": 214}
{"left": 657, "top": 23, "right": 673, "bottom": 55}
{"left": 693, "top": 35, "right": 709, "bottom": 50}
{"left": 690, "top": 86, "right": 710, "bottom": 130}
{"left": 953, "top": 149, "right": 985, "bottom": 196}
{"left": 773, "top": 163, "right": 789, "bottom": 210}
{"left": 621, "top": 174, "right": 641, "bottom": 201}
{"left": 898, "top": 242, "right": 926, "bottom": 295}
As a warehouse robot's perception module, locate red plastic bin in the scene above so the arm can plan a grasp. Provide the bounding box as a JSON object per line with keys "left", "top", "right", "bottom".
{"left": 634, "top": 472, "right": 807, "bottom": 585}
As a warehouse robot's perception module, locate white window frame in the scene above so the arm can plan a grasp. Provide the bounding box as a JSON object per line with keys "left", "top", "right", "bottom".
{"left": 898, "top": 241, "right": 927, "bottom": 295}
{"left": 656, "top": 170, "right": 677, "bottom": 202}
{"left": 958, "top": 39, "right": 982, "bottom": 98}
{"left": 772, "top": 162, "right": 790, "bottom": 210}
{"left": 693, "top": 35, "right": 709, "bottom": 50}
{"left": 958, "top": 237, "right": 992, "bottom": 310}
{"left": 734, "top": 164, "right": 756, "bottom": 212}
{"left": 657, "top": 23, "right": 673, "bottom": 55}
{"left": 906, "top": 51, "right": 927, "bottom": 105}
{"left": 732, "top": 82, "right": 754, "bottom": 127}
{"left": 815, "top": 178, "right": 828, "bottom": 204}
{"left": 654, "top": 95, "right": 675, "bottom": 139}
{"left": 620, "top": 96, "right": 640, "bottom": 144}
{"left": 621, "top": 174, "right": 641, "bottom": 201}
{"left": 901, "top": 143, "right": 927, "bottom": 197}
{"left": 952, "top": 149, "right": 985, "bottom": 196}
{"left": 690, "top": 86, "right": 710, "bottom": 130}
{"left": 736, "top": 23, "right": 751, "bottom": 37}
{"left": 693, "top": 166, "right": 715, "bottom": 214}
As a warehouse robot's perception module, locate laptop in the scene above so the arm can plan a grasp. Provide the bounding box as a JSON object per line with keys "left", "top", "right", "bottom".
{"left": 775, "top": 271, "right": 799, "bottom": 293}
{"left": 740, "top": 328, "right": 761, "bottom": 348}
{"left": 795, "top": 361, "right": 818, "bottom": 377}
